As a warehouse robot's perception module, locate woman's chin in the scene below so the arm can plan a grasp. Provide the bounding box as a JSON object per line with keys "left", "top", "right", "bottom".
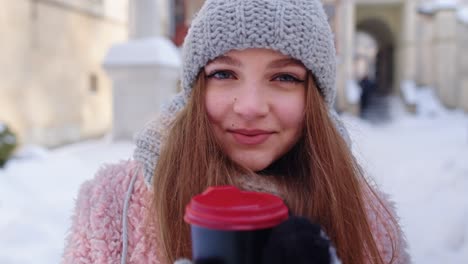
{"left": 233, "top": 158, "right": 272, "bottom": 172}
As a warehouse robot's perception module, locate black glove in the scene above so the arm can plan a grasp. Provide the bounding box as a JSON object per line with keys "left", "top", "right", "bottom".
{"left": 262, "top": 216, "right": 341, "bottom": 264}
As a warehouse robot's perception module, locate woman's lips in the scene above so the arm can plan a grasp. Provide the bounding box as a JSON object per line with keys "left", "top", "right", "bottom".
{"left": 229, "top": 129, "right": 274, "bottom": 145}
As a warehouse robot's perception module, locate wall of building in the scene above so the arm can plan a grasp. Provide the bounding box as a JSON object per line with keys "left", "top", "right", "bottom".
{"left": 432, "top": 9, "right": 458, "bottom": 108}
{"left": 185, "top": 0, "right": 205, "bottom": 22}
{"left": 0, "top": 0, "right": 128, "bottom": 147}
{"left": 415, "top": 13, "right": 435, "bottom": 87}
{"left": 458, "top": 20, "right": 468, "bottom": 111}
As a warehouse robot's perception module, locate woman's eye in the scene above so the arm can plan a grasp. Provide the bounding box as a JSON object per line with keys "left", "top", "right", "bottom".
{"left": 206, "top": 71, "right": 234, "bottom": 80}
{"left": 274, "top": 74, "right": 304, "bottom": 83}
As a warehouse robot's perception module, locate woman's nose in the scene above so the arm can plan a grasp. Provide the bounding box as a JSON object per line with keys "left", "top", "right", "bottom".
{"left": 232, "top": 82, "right": 269, "bottom": 120}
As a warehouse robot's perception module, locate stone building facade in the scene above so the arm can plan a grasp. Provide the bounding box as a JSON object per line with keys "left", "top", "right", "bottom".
{"left": 0, "top": 0, "right": 127, "bottom": 146}
{"left": 416, "top": 1, "right": 468, "bottom": 111}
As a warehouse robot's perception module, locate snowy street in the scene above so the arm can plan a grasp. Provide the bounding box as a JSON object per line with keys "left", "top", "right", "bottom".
{"left": 0, "top": 92, "right": 467, "bottom": 263}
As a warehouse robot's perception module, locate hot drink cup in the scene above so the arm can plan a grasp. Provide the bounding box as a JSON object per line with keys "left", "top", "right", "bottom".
{"left": 184, "top": 186, "right": 289, "bottom": 264}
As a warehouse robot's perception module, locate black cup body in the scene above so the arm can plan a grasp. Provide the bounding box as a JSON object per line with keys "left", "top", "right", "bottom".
{"left": 191, "top": 225, "right": 272, "bottom": 264}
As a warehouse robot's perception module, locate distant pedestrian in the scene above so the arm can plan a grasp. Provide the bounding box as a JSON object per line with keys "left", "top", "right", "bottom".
{"left": 359, "top": 75, "right": 376, "bottom": 112}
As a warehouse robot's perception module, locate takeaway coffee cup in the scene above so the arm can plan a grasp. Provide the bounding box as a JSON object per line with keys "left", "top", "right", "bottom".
{"left": 184, "top": 186, "right": 289, "bottom": 264}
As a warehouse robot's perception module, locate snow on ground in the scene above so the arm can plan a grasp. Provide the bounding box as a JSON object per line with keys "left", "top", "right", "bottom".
{"left": 345, "top": 94, "right": 468, "bottom": 263}
{"left": 0, "top": 88, "right": 467, "bottom": 263}
{"left": 0, "top": 140, "right": 134, "bottom": 264}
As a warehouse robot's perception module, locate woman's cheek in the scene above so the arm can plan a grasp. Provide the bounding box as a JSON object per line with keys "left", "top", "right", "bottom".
{"left": 205, "top": 89, "right": 229, "bottom": 121}
{"left": 276, "top": 96, "right": 305, "bottom": 127}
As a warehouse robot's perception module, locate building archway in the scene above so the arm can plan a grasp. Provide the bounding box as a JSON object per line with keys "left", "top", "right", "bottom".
{"left": 355, "top": 17, "right": 396, "bottom": 120}
{"left": 357, "top": 18, "right": 395, "bottom": 96}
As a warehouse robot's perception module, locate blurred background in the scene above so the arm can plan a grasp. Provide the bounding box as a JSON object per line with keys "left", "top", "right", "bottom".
{"left": 0, "top": 0, "right": 467, "bottom": 263}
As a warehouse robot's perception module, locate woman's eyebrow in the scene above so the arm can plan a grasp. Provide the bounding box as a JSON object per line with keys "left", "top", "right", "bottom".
{"left": 206, "top": 55, "right": 242, "bottom": 67}
{"left": 268, "top": 58, "right": 305, "bottom": 69}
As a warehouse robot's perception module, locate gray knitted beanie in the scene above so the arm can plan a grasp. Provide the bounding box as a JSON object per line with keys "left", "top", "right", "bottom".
{"left": 134, "top": 0, "right": 351, "bottom": 185}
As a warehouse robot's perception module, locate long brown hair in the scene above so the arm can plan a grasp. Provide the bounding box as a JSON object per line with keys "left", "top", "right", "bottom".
{"left": 150, "top": 72, "right": 400, "bottom": 263}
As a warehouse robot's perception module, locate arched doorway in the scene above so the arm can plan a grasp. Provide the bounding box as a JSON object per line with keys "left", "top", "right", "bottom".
{"left": 357, "top": 18, "right": 395, "bottom": 95}
{"left": 356, "top": 18, "right": 395, "bottom": 120}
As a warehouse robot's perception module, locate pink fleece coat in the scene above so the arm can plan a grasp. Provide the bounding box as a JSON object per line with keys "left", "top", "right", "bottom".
{"left": 62, "top": 160, "right": 410, "bottom": 263}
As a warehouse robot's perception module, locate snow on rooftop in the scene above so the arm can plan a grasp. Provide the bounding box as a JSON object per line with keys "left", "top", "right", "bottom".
{"left": 103, "top": 37, "right": 181, "bottom": 68}
{"left": 418, "top": 1, "right": 468, "bottom": 24}
{"left": 419, "top": 0, "right": 459, "bottom": 14}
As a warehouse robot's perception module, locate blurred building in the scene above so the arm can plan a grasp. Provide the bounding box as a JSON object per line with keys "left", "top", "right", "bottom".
{"left": 0, "top": 0, "right": 128, "bottom": 147}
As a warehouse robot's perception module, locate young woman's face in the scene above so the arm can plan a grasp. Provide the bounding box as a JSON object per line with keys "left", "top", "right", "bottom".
{"left": 204, "top": 48, "right": 306, "bottom": 171}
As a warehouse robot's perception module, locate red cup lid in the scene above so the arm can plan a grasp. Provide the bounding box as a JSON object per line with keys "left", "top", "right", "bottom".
{"left": 184, "top": 186, "right": 289, "bottom": 231}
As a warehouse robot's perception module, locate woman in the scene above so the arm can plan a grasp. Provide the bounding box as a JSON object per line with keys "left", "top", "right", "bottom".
{"left": 63, "top": 0, "right": 410, "bottom": 263}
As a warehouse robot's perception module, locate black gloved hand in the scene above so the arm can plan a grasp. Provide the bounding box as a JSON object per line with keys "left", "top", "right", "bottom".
{"left": 262, "top": 216, "right": 341, "bottom": 264}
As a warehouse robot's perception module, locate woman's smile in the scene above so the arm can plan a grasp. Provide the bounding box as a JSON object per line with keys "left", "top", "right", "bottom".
{"left": 228, "top": 129, "right": 275, "bottom": 145}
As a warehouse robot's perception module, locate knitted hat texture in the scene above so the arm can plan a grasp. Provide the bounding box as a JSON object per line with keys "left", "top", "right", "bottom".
{"left": 134, "top": 0, "right": 351, "bottom": 185}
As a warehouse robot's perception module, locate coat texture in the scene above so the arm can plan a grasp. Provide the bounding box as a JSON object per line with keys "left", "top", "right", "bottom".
{"left": 62, "top": 160, "right": 159, "bottom": 263}
{"left": 62, "top": 160, "right": 411, "bottom": 264}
